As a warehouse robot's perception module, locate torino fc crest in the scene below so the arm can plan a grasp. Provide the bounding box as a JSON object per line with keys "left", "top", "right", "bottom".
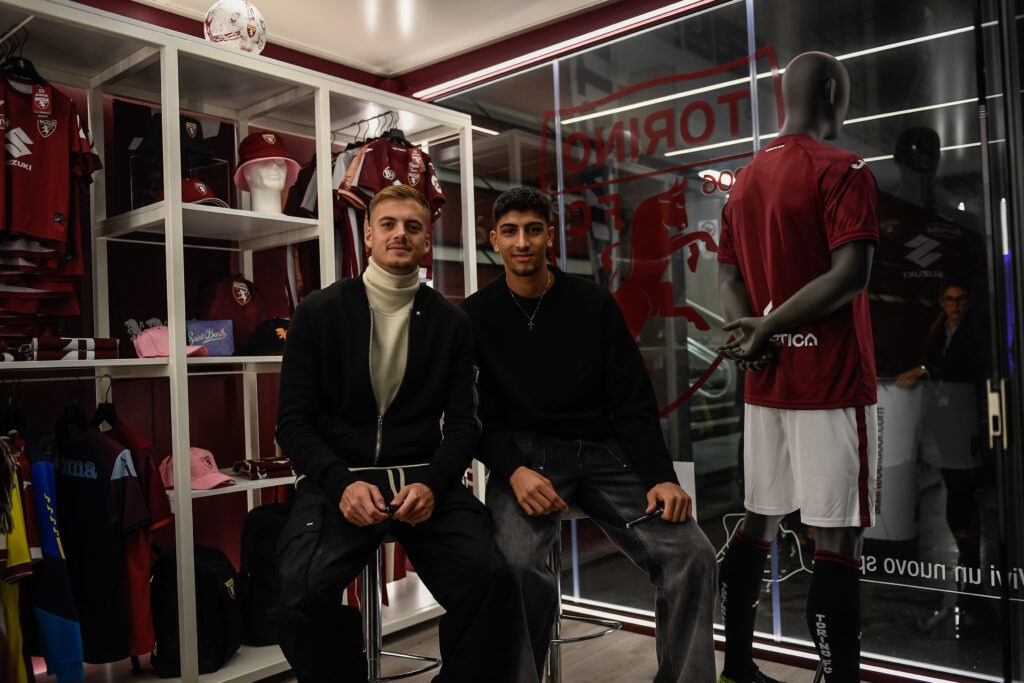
{"left": 37, "top": 119, "right": 57, "bottom": 138}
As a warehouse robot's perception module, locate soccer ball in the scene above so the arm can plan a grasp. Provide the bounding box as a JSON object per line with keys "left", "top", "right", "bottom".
{"left": 204, "top": 0, "right": 267, "bottom": 55}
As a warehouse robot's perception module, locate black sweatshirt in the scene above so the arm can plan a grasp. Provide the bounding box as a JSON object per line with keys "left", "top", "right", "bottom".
{"left": 275, "top": 276, "right": 480, "bottom": 503}
{"left": 460, "top": 267, "right": 677, "bottom": 489}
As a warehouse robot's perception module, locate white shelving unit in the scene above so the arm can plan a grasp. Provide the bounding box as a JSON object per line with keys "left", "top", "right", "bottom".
{"left": 1, "top": 0, "right": 476, "bottom": 680}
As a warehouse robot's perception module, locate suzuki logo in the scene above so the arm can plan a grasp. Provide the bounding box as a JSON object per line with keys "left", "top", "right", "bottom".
{"left": 904, "top": 235, "right": 942, "bottom": 268}
{"left": 5, "top": 127, "right": 33, "bottom": 158}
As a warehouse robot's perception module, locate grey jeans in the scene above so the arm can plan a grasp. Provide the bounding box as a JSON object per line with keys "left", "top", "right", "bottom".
{"left": 487, "top": 433, "right": 717, "bottom": 683}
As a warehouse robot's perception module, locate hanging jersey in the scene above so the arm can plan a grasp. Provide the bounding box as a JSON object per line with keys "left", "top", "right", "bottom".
{"left": 718, "top": 134, "right": 878, "bottom": 409}
{"left": 4, "top": 79, "right": 95, "bottom": 246}
{"left": 338, "top": 141, "right": 445, "bottom": 219}
{"left": 20, "top": 428, "right": 85, "bottom": 683}
{"left": 104, "top": 422, "right": 170, "bottom": 657}
{"left": 53, "top": 426, "right": 150, "bottom": 664}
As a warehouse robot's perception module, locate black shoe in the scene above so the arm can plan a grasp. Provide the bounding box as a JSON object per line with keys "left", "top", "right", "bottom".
{"left": 718, "top": 669, "right": 785, "bottom": 683}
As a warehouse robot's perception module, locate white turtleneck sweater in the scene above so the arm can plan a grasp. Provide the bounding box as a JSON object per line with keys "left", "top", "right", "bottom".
{"left": 363, "top": 258, "right": 420, "bottom": 414}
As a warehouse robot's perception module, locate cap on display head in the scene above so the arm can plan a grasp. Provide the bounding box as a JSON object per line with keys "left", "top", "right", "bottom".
{"left": 132, "top": 325, "right": 209, "bottom": 358}
{"left": 233, "top": 131, "right": 301, "bottom": 191}
{"left": 156, "top": 178, "right": 230, "bottom": 207}
{"left": 245, "top": 317, "right": 290, "bottom": 355}
{"left": 204, "top": 0, "right": 267, "bottom": 55}
{"left": 159, "top": 447, "right": 236, "bottom": 490}
{"left": 138, "top": 113, "right": 214, "bottom": 158}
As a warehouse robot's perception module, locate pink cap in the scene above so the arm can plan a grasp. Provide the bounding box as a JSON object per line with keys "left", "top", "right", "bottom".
{"left": 159, "top": 447, "right": 236, "bottom": 490}
{"left": 133, "top": 325, "right": 209, "bottom": 358}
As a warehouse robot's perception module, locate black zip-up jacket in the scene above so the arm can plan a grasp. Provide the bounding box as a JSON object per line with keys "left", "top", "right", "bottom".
{"left": 275, "top": 275, "right": 480, "bottom": 503}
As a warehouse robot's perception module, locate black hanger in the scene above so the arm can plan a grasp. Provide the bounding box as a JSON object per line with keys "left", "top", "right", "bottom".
{"left": 3, "top": 30, "right": 45, "bottom": 85}
{"left": 4, "top": 58, "right": 45, "bottom": 85}
{"left": 53, "top": 403, "right": 89, "bottom": 437}
{"left": 0, "top": 381, "right": 24, "bottom": 434}
{"left": 53, "top": 379, "right": 91, "bottom": 438}
{"left": 385, "top": 128, "right": 411, "bottom": 147}
{"left": 91, "top": 376, "right": 119, "bottom": 429}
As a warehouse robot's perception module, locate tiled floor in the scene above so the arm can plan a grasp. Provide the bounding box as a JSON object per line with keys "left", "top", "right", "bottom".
{"left": 265, "top": 618, "right": 823, "bottom": 682}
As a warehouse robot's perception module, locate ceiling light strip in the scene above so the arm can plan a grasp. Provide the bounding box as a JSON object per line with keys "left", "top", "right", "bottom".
{"left": 561, "top": 76, "right": 750, "bottom": 125}
{"left": 557, "top": 23, "right": 991, "bottom": 128}
{"left": 844, "top": 98, "right": 976, "bottom": 124}
{"left": 835, "top": 25, "right": 974, "bottom": 61}
{"left": 413, "top": 0, "right": 715, "bottom": 100}
{"left": 662, "top": 99, "right": 991, "bottom": 159}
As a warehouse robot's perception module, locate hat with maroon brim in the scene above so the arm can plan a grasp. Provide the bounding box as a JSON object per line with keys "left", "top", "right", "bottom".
{"left": 233, "top": 131, "right": 300, "bottom": 191}
{"left": 156, "top": 178, "right": 229, "bottom": 207}
{"left": 159, "top": 447, "right": 236, "bottom": 490}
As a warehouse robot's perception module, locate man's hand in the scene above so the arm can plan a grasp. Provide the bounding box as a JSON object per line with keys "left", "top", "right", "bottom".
{"left": 895, "top": 365, "right": 925, "bottom": 388}
{"left": 509, "top": 466, "right": 569, "bottom": 517}
{"left": 646, "top": 482, "right": 692, "bottom": 523}
{"left": 340, "top": 481, "right": 389, "bottom": 527}
{"left": 390, "top": 483, "right": 436, "bottom": 525}
{"left": 718, "top": 316, "right": 776, "bottom": 361}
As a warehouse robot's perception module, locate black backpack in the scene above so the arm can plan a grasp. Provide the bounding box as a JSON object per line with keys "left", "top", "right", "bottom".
{"left": 150, "top": 544, "right": 244, "bottom": 677}
{"left": 237, "top": 502, "right": 292, "bottom": 645}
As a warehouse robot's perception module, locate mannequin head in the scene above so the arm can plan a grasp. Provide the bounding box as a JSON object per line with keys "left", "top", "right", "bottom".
{"left": 778, "top": 51, "right": 850, "bottom": 141}
{"left": 242, "top": 158, "right": 287, "bottom": 213}
{"left": 232, "top": 131, "right": 300, "bottom": 213}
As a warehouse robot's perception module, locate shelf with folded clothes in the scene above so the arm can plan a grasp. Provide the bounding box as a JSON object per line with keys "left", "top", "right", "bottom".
{"left": 95, "top": 201, "right": 320, "bottom": 249}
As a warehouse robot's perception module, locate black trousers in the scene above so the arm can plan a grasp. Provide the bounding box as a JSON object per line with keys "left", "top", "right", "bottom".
{"left": 273, "top": 478, "right": 512, "bottom": 683}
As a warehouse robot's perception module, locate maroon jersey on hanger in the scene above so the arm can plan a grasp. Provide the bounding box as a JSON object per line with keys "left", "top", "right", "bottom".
{"left": 4, "top": 78, "right": 99, "bottom": 247}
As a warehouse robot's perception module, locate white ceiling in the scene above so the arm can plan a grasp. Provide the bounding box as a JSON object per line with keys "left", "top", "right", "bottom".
{"left": 134, "top": 0, "right": 618, "bottom": 76}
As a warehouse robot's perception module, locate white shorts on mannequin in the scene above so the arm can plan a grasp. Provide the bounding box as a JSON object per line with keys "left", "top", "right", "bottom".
{"left": 743, "top": 403, "right": 878, "bottom": 528}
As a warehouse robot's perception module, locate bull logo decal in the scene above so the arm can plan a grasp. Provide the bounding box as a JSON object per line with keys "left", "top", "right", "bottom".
{"left": 602, "top": 178, "right": 717, "bottom": 339}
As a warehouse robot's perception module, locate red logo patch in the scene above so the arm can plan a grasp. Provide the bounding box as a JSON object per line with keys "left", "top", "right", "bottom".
{"left": 37, "top": 119, "right": 58, "bottom": 138}
{"left": 232, "top": 280, "right": 252, "bottom": 306}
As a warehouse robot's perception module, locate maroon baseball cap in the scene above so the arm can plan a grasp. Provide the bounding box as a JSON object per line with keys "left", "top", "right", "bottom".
{"left": 233, "top": 131, "right": 300, "bottom": 191}
{"left": 157, "top": 178, "right": 229, "bottom": 207}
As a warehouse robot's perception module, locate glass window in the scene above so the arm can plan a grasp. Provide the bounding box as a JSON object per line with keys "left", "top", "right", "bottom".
{"left": 440, "top": 1, "right": 1008, "bottom": 678}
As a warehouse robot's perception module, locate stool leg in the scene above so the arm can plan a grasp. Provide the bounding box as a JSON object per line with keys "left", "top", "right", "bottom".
{"left": 547, "top": 529, "right": 563, "bottom": 683}
{"left": 362, "top": 546, "right": 384, "bottom": 682}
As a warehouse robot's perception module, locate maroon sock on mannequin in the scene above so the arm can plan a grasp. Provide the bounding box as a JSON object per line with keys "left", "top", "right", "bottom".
{"left": 719, "top": 529, "right": 772, "bottom": 679}
{"left": 807, "top": 550, "right": 861, "bottom": 683}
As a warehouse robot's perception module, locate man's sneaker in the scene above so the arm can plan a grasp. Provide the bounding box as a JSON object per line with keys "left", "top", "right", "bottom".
{"left": 717, "top": 668, "right": 785, "bottom": 683}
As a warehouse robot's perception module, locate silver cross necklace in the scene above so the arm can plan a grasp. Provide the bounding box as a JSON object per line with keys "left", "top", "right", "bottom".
{"left": 507, "top": 271, "right": 552, "bottom": 332}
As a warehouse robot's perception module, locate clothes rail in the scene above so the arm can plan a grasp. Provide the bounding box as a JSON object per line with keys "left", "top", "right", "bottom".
{"left": 332, "top": 109, "right": 398, "bottom": 140}
{"left": 0, "top": 16, "right": 33, "bottom": 46}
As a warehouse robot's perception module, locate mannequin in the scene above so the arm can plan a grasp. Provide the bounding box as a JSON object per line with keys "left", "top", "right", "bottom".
{"left": 242, "top": 158, "right": 288, "bottom": 213}
{"left": 233, "top": 131, "right": 300, "bottom": 214}
{"left": 716, "top": 51, "right": 878, "bottom": 683}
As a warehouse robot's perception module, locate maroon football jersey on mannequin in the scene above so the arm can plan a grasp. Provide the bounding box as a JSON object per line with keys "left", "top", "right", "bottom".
{"left": 719, "top": 134, "right": 879, "bottom": 409}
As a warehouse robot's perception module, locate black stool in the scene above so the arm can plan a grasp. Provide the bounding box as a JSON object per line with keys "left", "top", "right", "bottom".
{"left": 547, "top": 511, "right": 622, "bottom": 683}
{"left": 361, "top": 538, "right": 441, "bottom": 682}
